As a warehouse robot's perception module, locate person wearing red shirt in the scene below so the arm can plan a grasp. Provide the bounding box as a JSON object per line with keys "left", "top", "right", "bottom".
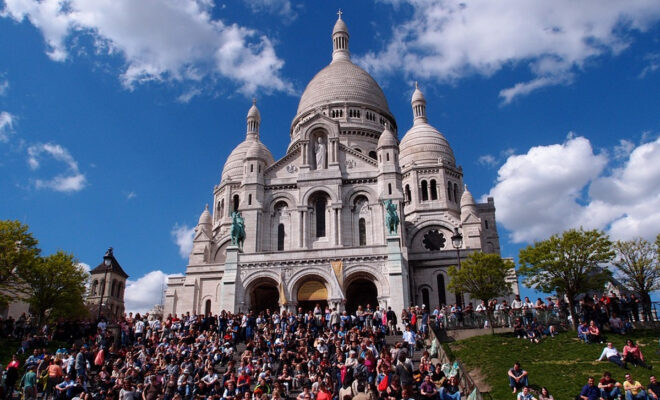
{"left": 623, "top": 339, "right": 652, "bottom": 369}
{"left": 315, "top": 382, "right": 332, "bottom": 400}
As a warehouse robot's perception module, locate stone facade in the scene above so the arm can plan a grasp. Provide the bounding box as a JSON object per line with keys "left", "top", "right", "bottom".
{"left": 87, "top": 248, "right": 128, "bottom": 319}
{"left": 165, "top": 15, "right": 508, "bottom": 322}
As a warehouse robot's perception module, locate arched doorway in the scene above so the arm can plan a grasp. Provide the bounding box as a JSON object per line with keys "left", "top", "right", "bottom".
{"left": 345, "top": 278, "right": 378, "bottom": 314}
{"left": 250, "top": 281, "right": 280, "bottom": 313}
{"left": 297, "top": 280, "right": 328, "bottom": 312}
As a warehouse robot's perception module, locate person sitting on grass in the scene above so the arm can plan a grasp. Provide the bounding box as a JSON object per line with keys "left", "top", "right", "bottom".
{"left": 588, "top": 320, "right": 603, "bottom": 344}
{"left": 538, "top": 386, "right": 554, "bottom": 400}
{"left": 623, "top": 373, "right": 648, "bottom": 400}
{"left": 526, "top": 325, "right": 540, "bottom": 343}
{"left": 597, "top": 342, "right": 627, "bottom": 369}
{"left": 508, "top": 362, "right": 529, "bottom": 394}
{"left": 578, "top": 321, "right": 590, "bottom": 343}
{"left": 598, "top": 371, "right": 622, "bottom": 400}
{"left": 513, "top": 318, "right": 526, "bottom": 339}
{"left": 579, "top": 376, "right": 600, "bottom": 400}
{"left": 648, "top": 375, "right": 660, "bottom": 400}
{"left": 623, "top": 339, "right": 652, "bottom": 370}
{"left": 517, "top": 386, "right": 537, "bottom": 400}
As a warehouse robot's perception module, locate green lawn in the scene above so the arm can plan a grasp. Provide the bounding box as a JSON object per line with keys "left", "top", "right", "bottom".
{"left": 449, "top": 329, "right": 660, "bottom": 400}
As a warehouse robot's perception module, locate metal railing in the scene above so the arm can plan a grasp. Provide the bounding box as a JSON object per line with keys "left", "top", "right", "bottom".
{"left": 428, "top": 316, "right": 483, "bottom": 400}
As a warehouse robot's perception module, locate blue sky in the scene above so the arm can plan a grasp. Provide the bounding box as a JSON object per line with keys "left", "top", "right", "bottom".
{"left": 1, "top": 0, "right": 659, "bottom": 312}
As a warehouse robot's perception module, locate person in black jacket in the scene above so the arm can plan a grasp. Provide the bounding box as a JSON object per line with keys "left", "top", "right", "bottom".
{"left": 386, "top": 308, "right": 397, "bottom": 336}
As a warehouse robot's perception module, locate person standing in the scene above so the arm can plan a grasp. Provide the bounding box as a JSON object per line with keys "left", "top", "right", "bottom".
{"left": 402, "top": 325, "right": 416, "bottom": 359}
{"left": 386, "top": 307, "right": 397, "bottom": 335}
{"left": 19, "top": 365, "right": 38, "bottom": 400}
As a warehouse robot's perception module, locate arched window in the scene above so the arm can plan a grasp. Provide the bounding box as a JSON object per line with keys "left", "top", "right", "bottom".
{"left": 454, "top": 183, "right": 459, "bottom": 203}
{"left": 430, "top": 180, "right": 438, "bottom": 200}
{"left": 205, "top": 299, "right": 212, "bottom": 316}
{"left": 250, "top": 164, "right": 253, "bottom": 173}
{"left": 447, "top": 183, "right": 452, "bottom": 202}
{"left": 358, "top": 218, "right": 366, "bottom": 246}
{"left": 485, "top": 220, "right": 489, "bottom": 229}
{"left": 233, "top": 195, "right": 239, "bottom": 212}
{"left": 422, "top": 288, "right": 430, "bottom": 309}
{"left": 248, "top": 194, "right": 252, "bottom": 205}
{"left": 369, "top": 151, "right": 377, "bottom": 159}
{"left": 277, "top": 223, "right": 285, "bottom": 251}
{"left": 315, "top": 196, "right": 327, "bottom": 238}
{"left": 421, "top": 180, "right": 429, "bottom": 201}
{"left": 405, "top": 185, "right": 412, "bottom": 203}
{"left": 91, "top": 280, "right": 98, "bottom": 296}
{"left": 437, "top": 275, "right": 447, "bottom": 306}
{"left": 217, "top": 200, "right": 224, "bottom": 218}
{"left": 388, "top": 183, "right": 392, "bottom": 195}
{"left": 386, "top": 152, "right": 390, "bottom": 161}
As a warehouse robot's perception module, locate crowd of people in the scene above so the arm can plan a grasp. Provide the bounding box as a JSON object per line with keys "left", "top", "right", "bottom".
{"left": 0, "top": 304, "right": 476, "bottom": 400}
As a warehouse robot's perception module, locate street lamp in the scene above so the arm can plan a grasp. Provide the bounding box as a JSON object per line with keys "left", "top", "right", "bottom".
{"left": 451, "top": 227, "right": 464, "bottom": 308}
{"left": 98, "top": 247, "right": 113, "bottom": 321}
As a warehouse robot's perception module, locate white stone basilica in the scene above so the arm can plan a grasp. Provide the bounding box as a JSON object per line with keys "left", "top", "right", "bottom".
{"left": 164, "top": 14, "right": 502, "bottom": 318}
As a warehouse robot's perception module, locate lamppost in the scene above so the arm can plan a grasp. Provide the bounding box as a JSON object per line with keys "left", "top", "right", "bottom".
{"left": 451, "top": 227, "right": 464, "bottom": 308}
{"left": 97, "top": 247, "right": 113, "bottom": 321}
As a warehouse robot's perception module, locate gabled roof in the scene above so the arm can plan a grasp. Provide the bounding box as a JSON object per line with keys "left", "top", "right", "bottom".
{"left": 90, "top": 248, "right": 129, "bottom": 279}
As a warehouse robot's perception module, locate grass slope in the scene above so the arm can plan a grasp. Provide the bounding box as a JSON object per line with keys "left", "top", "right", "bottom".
{"left": 449, "top": 329, "right": 660, "bottom": 400}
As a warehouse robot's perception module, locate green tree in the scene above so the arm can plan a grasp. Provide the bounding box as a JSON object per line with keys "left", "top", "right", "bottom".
{"left": 518, "top": 228, "right": 614, "bottom": 329}
{"left": 613, "top": 237, "right": 660, "bottom": 321}
{"left": 448, "top": 252, "right": 515, "bottom": 334}
{"left": 0, "top": 220, "right": 40, "bottom": 304}
{"left": 21, "top": 251, "right": 89, "bottom": 325}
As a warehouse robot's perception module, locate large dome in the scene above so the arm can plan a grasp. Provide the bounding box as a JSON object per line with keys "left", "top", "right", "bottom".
{"left": 296, "top": 61, "right": 391, "bottom": 118}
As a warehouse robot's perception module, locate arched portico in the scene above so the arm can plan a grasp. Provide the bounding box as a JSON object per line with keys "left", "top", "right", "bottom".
{"left": 244, "top": 276, "right": 280, "bottom": 313}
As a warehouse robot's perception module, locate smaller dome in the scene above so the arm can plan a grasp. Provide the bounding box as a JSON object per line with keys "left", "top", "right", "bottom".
{"left": 245, "top": 140, "right": 272, "bottom": 161}
{"left": 377, "top": 124, "right": 398, "bottom": 149}
{"left": 460, "top": 185, "right": 476, "bottom": 208}
{"left": 399, "top": 123, "right": 455, "bottom": 167}
{"left": 221, "top": 139, "right": 274, "bottom": 182}
{"left": 411, "top": 82, "right": 425, "bottom": 103}
{"left": 333, "top": 16, "right": 348, "bottom": 35}
{"left": 247, "top": 99, "right": 260, "bottom": 121}
{"left": 198, "top": 204, "right": 212, "bottom": 225}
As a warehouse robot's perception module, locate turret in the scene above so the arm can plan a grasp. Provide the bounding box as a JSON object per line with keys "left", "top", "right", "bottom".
{"left": 377, "top": 123, "right": 402, "bottom": 200}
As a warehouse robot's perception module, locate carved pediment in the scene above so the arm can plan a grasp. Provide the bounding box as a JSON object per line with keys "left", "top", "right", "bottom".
{"left": 264, "top": 147, "right": 301, "bottom": 179}
{"left": 339, "top": 144, "right": 378, "bottom": 171}
{"left": 461, "top": 212, "right": 481, "bottom": 225}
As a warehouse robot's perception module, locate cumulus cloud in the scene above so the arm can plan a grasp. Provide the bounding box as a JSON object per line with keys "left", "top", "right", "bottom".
{"left": 244, "top": 0, "right": 297, "bottom": 22}
{"left": 484, "top": 135, "right": 660, "bottom": 243}
{"left": 124, "top": 270, "right": 182, "bottom": 314}
{"left": 357, "top": 1, "right": 660, "bottom": 103}
{"left": 26, "top": 142, "right": 87, "bottom": 192}
{"left": 1, "top": 0, "right": 292, "bottom": 95}
{"left": 0, "top": 111, "right": 15, "bottom": 142}
{"left": 171, "top": 224, "right": 194, "bottom": 258}
{"left": 77, "top": 262, "right": 91, "bottom": 273}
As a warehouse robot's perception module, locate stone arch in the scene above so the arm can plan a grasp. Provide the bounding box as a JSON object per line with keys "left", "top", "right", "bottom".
{"left": 269, "top": 197, "right": 294, "bottom": 251}
{"left": 301, "top": 186, "right": 338, "bottom": 205}
{"left": 287, "top": 268, "right": 338, "bottom": 306}
{"left": 434, "top": 271, "right": 449, "bottom": 307}
{"left": 408, "top": 222, "right": 456, "bottom": 253}
{"left": 343, "top": 265, "right": 389, "bottom": 298}
{"left": 342, "top": 185, "right": 377, "bottom": 205}
{"left": 242, "top": 275, "right": 280, "bottom": 312}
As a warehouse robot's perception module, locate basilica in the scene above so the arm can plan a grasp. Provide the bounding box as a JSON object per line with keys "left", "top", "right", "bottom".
{"left": 164, "top": 14, "right": 503, "bottom": 319}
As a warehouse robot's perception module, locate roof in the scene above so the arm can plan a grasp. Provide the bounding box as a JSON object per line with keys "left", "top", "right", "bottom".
{"left": 90, "top": 248, "right": 129, "bottom": 279}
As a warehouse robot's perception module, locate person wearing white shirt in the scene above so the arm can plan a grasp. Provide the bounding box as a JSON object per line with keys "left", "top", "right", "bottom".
{"left": 596, "top": 342, "right": 626, "bottom": 368}
{"left": 402, "top": 325, "right": 416, "bottom": 358}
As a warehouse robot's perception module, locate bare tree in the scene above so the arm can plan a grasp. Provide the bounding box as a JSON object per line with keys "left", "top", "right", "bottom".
{"left": 613, "top": 237, "right": 660, "bottom": 321}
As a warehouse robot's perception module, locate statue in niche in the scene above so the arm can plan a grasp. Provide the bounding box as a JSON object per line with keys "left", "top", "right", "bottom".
{"left": 314, "top": 137, "right": 326, "bottom": 170}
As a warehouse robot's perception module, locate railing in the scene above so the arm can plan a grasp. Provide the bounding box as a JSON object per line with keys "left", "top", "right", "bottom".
{"left": 428, "top": 316, "right": 483, "bottom": 400}
{"left": 435, "top": 302, "right": 660, "bottom": 331}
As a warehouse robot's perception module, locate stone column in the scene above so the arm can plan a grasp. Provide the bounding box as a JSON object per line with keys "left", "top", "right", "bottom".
{"left": 220, "top": 246, "right": 240, "bottom": 312}
{"left": 386, "top": 235, "right": 410, "bottom": 332}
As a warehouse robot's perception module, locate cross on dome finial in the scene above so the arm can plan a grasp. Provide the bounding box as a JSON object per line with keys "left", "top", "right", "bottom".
{"left": 337, "top": 9, "right": 343, "bottom": 19}
{"left": 415, "top": 81, "right": 418, "bottom": 89}
{"left": 252, "top": 98, "right": 256, "bottom": 105}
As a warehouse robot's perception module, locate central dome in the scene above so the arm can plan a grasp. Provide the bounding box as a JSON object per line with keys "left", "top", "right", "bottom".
{"left": 296, "top": 60, "right": 391, "bottom": 117}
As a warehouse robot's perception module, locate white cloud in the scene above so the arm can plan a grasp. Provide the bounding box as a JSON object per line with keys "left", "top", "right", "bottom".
{"left": 26, "top": 142, "right": 87, "bottom": 192}
{"left": 484, "top": 135, "right": 660, "bottom": 243}
{"left": 126, "top": 191, "right": 137, "bottom": 200}
{"left": 1, "top": 0, "right": 292, "bottom": 95}
{"left": 244, "top": 0, "right": 297, "bottom": 22}
{"left": 77, "top": 262, "right": 91, "bottom": 272}
{"left": 124, "top": 270, "right": 181, "bottom": 314}
{"left": 0, "top": 79, "right": 8, "bottom": 96}
{"left": 171, "top": 224, "right": 194, "bottom": 258}
{"left": 357, "top": 1, "right": 660, "bottom": 103}
{"left": 478, "top": 154, "right": 497, "bottom": 167}
{"left": 613, "top": 139, "right": 635, "bottom": 160}
{"left": 639, "top": 52, "right": 660, "bottom": 78}
{"left": 0, "top": 111, "right": 15, "bottom": 142}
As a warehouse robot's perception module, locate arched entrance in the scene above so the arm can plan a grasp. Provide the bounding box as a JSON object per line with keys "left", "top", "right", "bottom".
{"left": 345, "top": 278, "right": 378, "bottom": 314}
{"left": 250, "top": 281, "right": 280, "bottom": 313}
{"left": 297, "top": 280, "right": 328, "bottom": 312}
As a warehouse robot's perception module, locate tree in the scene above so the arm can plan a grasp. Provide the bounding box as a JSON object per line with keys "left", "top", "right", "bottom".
{"left": 613, "top": 237, "right": 660, "bottom": 321}
{"left": 0, "top": 220, "right": 40, "bottom": 304}
{"left": 21, "top": 251, "right": 89, "bottom": 326}
{"left": 448, "top": 252, "right": 514, "bottom": 334}
{"left": 518, "top": 228, "right": 614, "bottom": 330}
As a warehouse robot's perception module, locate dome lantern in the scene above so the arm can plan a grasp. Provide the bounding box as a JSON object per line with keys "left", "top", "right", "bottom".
{"left": 332, "top": 10, "right": 350, "bottom": 63}
{"left": 411, "top": 82, "right": 427, "bottom": 124}
{"left": 247, "top": 98, "right": 261, "bottom": 138}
